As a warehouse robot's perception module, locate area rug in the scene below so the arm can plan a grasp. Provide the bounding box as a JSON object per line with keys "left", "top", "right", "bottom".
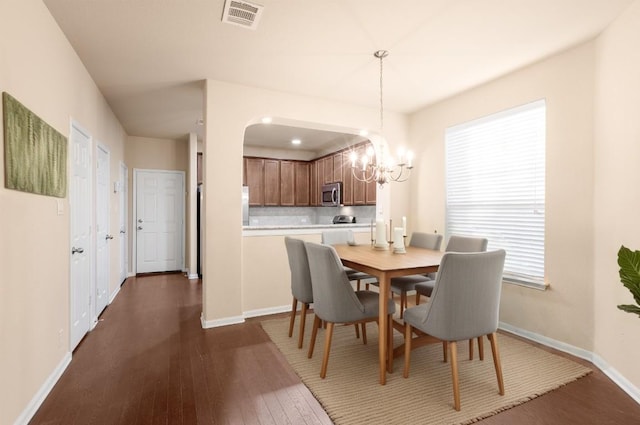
{"left": 261, "top": 317, "right": 591, "bottom": 425}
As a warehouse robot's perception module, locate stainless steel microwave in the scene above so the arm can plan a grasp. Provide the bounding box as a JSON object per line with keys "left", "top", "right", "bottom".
{"left": 321, "top": 182, "right": 342, "bottom": 207}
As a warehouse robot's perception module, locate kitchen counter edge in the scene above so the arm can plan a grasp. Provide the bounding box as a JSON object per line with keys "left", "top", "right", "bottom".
{"left": 243, "top": 223, "right": 372, "bottom": 237}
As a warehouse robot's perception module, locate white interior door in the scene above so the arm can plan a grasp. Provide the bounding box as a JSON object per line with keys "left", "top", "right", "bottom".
{"left": 70, "top": 122, "right": 92, "bottom": 350}
{"left": 95, "top": 144, "right": 110, "bottom": 316}
{"left": 135, "top": 170, "right": 184, "bottom": 273}
{"left": 119, "top": 162, "right": 128, "bottom": 283}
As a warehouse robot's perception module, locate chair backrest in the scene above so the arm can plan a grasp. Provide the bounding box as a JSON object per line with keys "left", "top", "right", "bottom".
{"left": 409, "top": 232, "right": 443, "bottom": 250}
{"left": 304, "top": 242, "right": 366, "bottom": 323}
{"left": 445, "top": 235, "right": 488, "bottom": 252}
{"left": 284, "top": 237, "right": 313, "bottom": 304}
{"left": 421, "top": 250, "right": 506, "bottom": 341}
{"left": 321, "top": 230, "right": 355, "bottom": 245}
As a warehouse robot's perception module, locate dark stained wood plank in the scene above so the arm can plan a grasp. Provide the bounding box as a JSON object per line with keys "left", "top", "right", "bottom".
{"left": 28, "top": 273, "right": 640, "bottom": 425}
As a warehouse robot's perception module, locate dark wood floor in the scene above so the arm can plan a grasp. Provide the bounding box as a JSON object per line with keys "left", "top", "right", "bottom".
{"left": 30, "top": 274, "right": 640, "bottom": 425}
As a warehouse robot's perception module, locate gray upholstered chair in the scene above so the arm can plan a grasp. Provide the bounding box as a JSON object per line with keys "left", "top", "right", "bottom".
{"left": 304, "top": 241, "right": 396, "bottom": 379}
{"left": 414, "top": 235, "right": 489, "bottom": 359}
{"left": 414, "top": 235, "right": 488, "bottom": 304}
{"left": 284, "top": 237, "right": 314, "bottom": 349}
{"left": 370, "top": 232, "right": 443, "bottom": 318}
{"left": 321, "top": 230, "right": 377, "bottom": 290}
{"left": 403, "top": 250, "right": 506, "bottom": 411}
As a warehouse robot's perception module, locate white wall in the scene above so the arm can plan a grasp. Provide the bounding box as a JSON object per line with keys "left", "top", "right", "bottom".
{"left": 593, "top": 0, "right": 640, "bottom": 389}
{"left": 0, "top": 1, "right": 127, "bottom": 424}
{"left": 203, "top": 80, "right": 409, "bottom": 324}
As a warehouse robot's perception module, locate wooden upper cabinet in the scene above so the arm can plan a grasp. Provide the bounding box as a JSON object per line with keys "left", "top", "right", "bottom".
{"left": 309, "top": 160, "right": 318, "bottom": 206}
{"left": 333, "top": 153, "right": 343, "bottom": 183}
{"left": 245, "top": 157, "right": 264, "bottom": 206}
{"left": 341, "top": 151, "right": 353, "bottom": 206}
{"left": 280, "top": 161, "right": 295, "bottom": 206}
{"left": 323, "top": 156, "right": 333, "bottom": 184}
{"left": 294, "top": 162, "right": 310, "bottom": 206}
{"left": 264, "top": 159, "right": 280, "bottom": 206}
{"left": 352, "top": 145, "right": 366, "bottom": 205}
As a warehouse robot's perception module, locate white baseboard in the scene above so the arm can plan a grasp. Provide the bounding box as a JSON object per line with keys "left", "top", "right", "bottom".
{"left": 200, "top": 312, "right": 245, "bottom": 329}
{"left": 244, "top": 304, "right": 291, "bottom": 319}
{"left": 187, "top": 273, "right": 199, "bottom": 280}
{"left": 109, "top": 285, "right": 121, "bottom": 304}
{"left": 127, "top": 272, "right": 135, "bottom": 277}
{"left": 499, "top": 321, "right": 640, "bottom": 404}
{"left": 13, "top": 352, "right": 72, "bottom": 425}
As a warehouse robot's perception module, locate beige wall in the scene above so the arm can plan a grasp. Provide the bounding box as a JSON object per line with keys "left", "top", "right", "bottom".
{"left": 408, "top": 42, "right": 596, "bottom": 350}
{"left": 125, "top": 135, "right": 190, "bottom": 274}
{"left": 0, "top": 1, "right": 127, "bottom": 424}
{"left": 204, "top": 80, "right": 409, "bottom": 323}
{"left": 593, "top": 0, "right": 640, "bottom": 387}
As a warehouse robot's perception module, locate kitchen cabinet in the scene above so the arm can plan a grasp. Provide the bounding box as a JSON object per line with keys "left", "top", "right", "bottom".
{"left": 341, "top": 151, "right": 353, "bottom": 206}
{"left": 243, "top": 142, "right": 375, "bottom": 207}
{"left": 264, "top": 159, "right": 280, "bottom": 206}
{"left": 310, "top": 160, "right": 318, "bottom": 206}
{"left": 280, "top": 161, "right": 295, "bottom": 206}
{"left": 323, "top": 156, "right": 333, "bottom": 184}
{"left": 245, "top": 157, "right": 264, "bottom": 206}
{"left": 333, "top": 153, "right": 343, "bottom": 183}
{"left": 294, "top": 161, "right": 310, "bottom": 206}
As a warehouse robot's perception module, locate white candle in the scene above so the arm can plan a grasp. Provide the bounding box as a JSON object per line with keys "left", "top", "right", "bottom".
{"left": 393, "top": 227, "right": 404, "bottom": 247}
{"left": 375, "top": 220, "right": 386, "bottom": 245}
{"left": 402, "top": 216, "right": 407, "bottom": 236}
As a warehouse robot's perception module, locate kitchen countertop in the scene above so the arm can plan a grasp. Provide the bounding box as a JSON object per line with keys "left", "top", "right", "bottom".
{"left": 242, "top": 223, "right": 372, "bottom": 237}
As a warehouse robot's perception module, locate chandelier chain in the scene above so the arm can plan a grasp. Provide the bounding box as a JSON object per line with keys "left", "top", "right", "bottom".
{"left": 379, "top": 51, "right": 384, "bottom": 135}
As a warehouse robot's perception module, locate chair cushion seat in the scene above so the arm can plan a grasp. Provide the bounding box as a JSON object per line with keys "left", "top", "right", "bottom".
{"left": 354, "top": 290, "right": 396, "bottom": 320}
{"left": 403, "top": 303, "right": 431, "bottom": 332}
{"left": 345, "top": 268, "right": 377, "bottom": 282}
{"left": 414, "top": 280, "right": 436, "bottom": 298}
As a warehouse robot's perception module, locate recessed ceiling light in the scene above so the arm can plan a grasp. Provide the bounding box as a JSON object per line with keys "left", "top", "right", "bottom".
{"left": 291, "top": 138, "right": 301, "bottom": 145}
{"left": 261, "top": 116, "right": 272, "bottom": 124}
{"left": 359, "top": 129, "right": 369, "bottom": 137}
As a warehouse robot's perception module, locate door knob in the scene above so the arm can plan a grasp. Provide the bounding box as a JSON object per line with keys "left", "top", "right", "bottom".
{"left": 137, "top": 226, "right": 143, "bottom": 230}
{"left": 71, "top": 247, "right": 84, "bottom": 254}
{"left": 106, "top": 234, "right": 114, "bottom": 240}
{"left": 120, "top": 230, "right": 126, "bottom": 234}
{"left": 138, "top": 219, "right": 143, "bottom": 223}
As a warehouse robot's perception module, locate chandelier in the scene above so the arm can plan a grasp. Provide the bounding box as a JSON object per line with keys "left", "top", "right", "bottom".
{"left": 351, "top": 50, "right": 413, "bottom": 187}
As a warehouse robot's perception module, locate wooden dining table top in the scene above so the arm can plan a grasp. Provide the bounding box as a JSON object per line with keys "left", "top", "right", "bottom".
{"left": 333, "top": 244, "right": 444, "bottom": 277}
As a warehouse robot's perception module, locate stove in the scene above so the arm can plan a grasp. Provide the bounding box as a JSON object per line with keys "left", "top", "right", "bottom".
{"left": 332, "top": 215, "right": 356, "bottom": 224}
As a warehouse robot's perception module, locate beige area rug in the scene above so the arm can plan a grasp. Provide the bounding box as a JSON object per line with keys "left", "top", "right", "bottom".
{"left": 261, "top": 317, "right": 591, "bottom": 425}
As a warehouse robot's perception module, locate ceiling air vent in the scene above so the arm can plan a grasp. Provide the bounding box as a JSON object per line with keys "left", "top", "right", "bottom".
{"left": 221, "top": 0, "right": 264, "bottom": 30}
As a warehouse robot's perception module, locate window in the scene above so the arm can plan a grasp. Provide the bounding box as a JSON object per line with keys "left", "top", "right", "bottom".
{"left": 445, "top": 100, "right": 546, "bottom": 288}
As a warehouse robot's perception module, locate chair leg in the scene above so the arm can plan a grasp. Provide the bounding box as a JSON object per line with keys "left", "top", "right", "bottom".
{"left": 361, "top": 322, "right": 367, "bottom": 345}
{"left": 400, "top": 291, "right": 406, "bottom": 319}
{"left": 488, "top": 333, "right": 505, "bottom": 395}
{"left": 450, "top": 341, "right": 461, "bottom": 411}
{"left": 308, "top": 315, "right": 321, "bottom": 359}
{"left": 387, "top": 314, "right": 394, "bottom": 373}
{"left": 442, "top": 341, "right": 448, "bottom": 363}
{"left": 366, "top": 282, "right": 370, "bottom": 290}
{"left": 415, "top": 292, "right": 421, "bottom": 306}
{"left": 478, "top": 336, "right": 484, "bottom": 361}
{"left": 288, "top": 297, "right": 298, "bottom": 338}
{"left": 469, "top": 338, "right": 474, "bottom": 360}
{"left": 354, "top": 323, "right": 360, "bottom": 339}
{"left": 356, "top": 279, "right": 361, "bottom": 291}
{"left": 320, "top": 322, "right": 335, "bottom": 378}
{"left": 403, "top": 322, "right": 412, "bottom": 378}
{"left": 297, "top": 303, "right": 308, "bottom": 349}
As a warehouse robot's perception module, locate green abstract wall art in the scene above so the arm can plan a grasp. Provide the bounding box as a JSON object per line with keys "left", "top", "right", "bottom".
{"left": 3, "top": 92, "right": 67, "bottom": 198}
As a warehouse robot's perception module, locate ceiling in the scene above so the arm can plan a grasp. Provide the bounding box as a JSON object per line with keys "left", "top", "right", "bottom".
{"left": 43, "top": 0, "right": 633, "bottom": 146}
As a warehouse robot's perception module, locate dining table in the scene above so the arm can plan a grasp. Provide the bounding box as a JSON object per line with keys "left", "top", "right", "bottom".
{"left": 332, "top": 243, "right": 444, "bottom": 385}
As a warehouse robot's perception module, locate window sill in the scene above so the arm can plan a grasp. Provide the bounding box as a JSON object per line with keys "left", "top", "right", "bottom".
{"left": 504, "top": 277, "right": 549, "bottom": 291}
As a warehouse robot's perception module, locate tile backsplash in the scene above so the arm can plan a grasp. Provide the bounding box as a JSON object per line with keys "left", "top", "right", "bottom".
{"left": 248, "top": 205, "right": 375, "bottom": 226}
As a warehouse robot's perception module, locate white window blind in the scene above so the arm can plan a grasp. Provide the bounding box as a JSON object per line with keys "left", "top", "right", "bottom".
{"left": 445, "top": 99, "right": 546, "bottom": 287}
